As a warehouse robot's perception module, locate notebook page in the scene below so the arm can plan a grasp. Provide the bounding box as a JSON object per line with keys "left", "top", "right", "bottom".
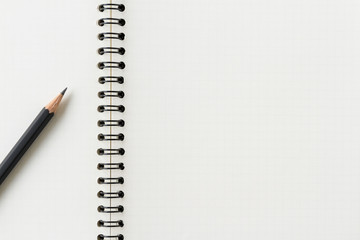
{"left": 0, "top": 0, "right": 102, "bottom": 239}
{"left": 126, "top": 0, "right": 360, "bottom": 239}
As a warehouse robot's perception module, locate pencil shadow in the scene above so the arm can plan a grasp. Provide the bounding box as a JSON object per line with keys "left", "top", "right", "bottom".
{"left": 0, "top": 93, "right": 72, "bottom": 200}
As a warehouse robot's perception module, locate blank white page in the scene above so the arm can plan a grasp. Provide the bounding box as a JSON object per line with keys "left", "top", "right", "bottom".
{"left": 125, "top": 0, "right": 360, "bottom": 239}
{"left": 0, "top": 0, "right": 106, "bottom": 239}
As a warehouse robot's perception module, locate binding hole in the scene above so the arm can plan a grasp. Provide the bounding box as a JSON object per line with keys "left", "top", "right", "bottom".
{"left": 97, "top": 234, "right": 104, "bottom": 240}
{"left": 98, "top": 92, "right": 105, "bottom": 98}
{"left": 97, "top": 120, "right": 105, "bottom": 127}
{"left": 120, "top": 148, "right": 125, "bottom": 155}
{"left": 119, "top": 177, "right": 124, "bottom": 184}
{"left": 119, "top": 163, "right": 125, "bottom": 170}
{"left": 98, "top": 62, "right": 105, "bottom": 69}
{"left": 98, "top": 5, "right": 105, "bottom": 12}
{"left": 97, "top": 148, "right": 104, "bottom": 155}
{"left": 119, "top": 191, "right": 125, "bottom": 198}
{"left": 118, "top": 4, "right": 125, "bottom": 11}
{"left": 97, "top": 191, "right": 104, "bottom": 198}
{"left": 98, "top": 78, "right": 105, "bottom": 84}
{"left": 98, "top": 205, "right": 105, "bottom": 212}
{"left": 98, "top": 48, "right": 105, "bottom": 55}
{"left": 98, "top": 19, "right": 105, "bottom": 26}
{"left": 98, "top": 134, "right": 105, "bottom": 141}
{"left": 98, "top": 34, "right": 105, "bottom": 40}
{"left": 119, "top": 133, "right": 125, "bottom": 141}
{"left": 97, "top": 163, "right": 104, "bottom": 170}
{"left": 97, "top": 106, "right": 105, "bottom": 112}
{"left": 118, "top": 205, "right": 124, "bottom": 212}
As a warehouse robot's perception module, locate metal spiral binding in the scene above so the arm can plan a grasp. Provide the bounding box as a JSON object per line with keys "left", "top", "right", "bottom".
{"left": 98, "top": 120, "right": 125, "bottom": 127}
{"left": 97, "top": 1, "right": 125, "bottom": 240}
{"left": 98, "top": 61, "right": 126, "bottom": 70}
{"left": 98, "top": 190, "right": 125, "bottom": 199}
{"left": 99, "top": 76, "right": 124, "bottom": 84}
{"left": 98, "top": 32, "right": 125, "bottom": 41}
{"left": 98, "top": 91, "right": 125, "bottom": 98}
{"left": 98, "top": 105, "right": 125, "bottom": 113}
{"left": 98, "top": 18, "right": 126, "bottom": 27}
{"left": 98, "top": 133, "right": 125, "bottom": 141}
{"left": 98, "top": 47, "right": 126, "bottom": 55}
{"left": 97, "top": 234, "right": 124, "bottom": 240}
{"left": 98, "top": 205, "right": 124, "bottom": 213}
{"left": 98, "top": 163, "right": 125, "bottom": 170}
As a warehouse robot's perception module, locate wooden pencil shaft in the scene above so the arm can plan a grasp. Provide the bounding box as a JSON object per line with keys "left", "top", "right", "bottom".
{"left": 0, "top": 108, "right": 53, "bottom": 185}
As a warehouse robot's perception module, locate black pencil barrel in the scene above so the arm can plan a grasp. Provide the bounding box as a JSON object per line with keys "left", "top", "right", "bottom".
{"left": 0, "top": 108, "right": 53, "bottom": 185}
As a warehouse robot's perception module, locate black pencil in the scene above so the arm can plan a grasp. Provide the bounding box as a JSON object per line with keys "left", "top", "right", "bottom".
{"left": 0, "top": 88, "right": 67, "bottom": 185}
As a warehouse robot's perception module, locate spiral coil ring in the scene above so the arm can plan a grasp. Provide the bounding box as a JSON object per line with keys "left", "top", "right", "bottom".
{"left": 98, "top": 177, "right": 124, "bottom": 184}
{"left": 99, "top": 76, "right": 124, "bottom": 84}
{"left": 98, "top": 4, "right": 125, "bottom": 12}
{"left": 98, "top": 133, "right": 125, "bottom": 141}
{"left": 98, "top": 47, "right": 126, "bottom": 55}
{"left": 98, "top": 205, "right": 124, "bottom": 213}
{"left": 98, "top": 1, "right": 125, "bottom": 238}
{"left": 98, "top": 32, "right": 125, "bottom": 41}
{"left": 98, "top": 163, "right": 125, "bottom": 170}
{"left": 98, "top": 105, "right": 125, "bottom": 113}
{"left": 98, "top": 120, "right": 125, "bottom": 127}
{"left": 98, "top": 61, "right": 126, "bottom": 70}
{"left": 98, "top": 220, "right": 124, "bottom": 228}
{"left": 98, "top": 91, "right": 125, "bottom": 98}
{"left": 97, "top": 234, "right": 124, "bottom": 240}
{"left": 98, "top": 190, "right": 125, "bottom": 199}
{"left": 98, "top": 18, "right": 126, "bottom": 27}
{"left": 98, "top": 148, "right": 125, "bottom": 156}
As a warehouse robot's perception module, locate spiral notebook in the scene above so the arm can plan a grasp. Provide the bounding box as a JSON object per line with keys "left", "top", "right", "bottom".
{"left": 1, "top": 0, "right": 360, "bottom": 239}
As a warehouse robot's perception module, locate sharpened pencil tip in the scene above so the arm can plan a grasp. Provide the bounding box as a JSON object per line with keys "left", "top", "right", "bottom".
{"left": 61, "top": 87, "right": 68, "bottom": 95}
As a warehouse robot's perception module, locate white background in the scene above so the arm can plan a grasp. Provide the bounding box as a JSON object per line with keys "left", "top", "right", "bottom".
{"left": 0, "top": 0, "right": 360, "bottom": 239}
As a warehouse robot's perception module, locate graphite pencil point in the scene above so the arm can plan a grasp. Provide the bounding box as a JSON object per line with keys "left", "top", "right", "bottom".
{"left": 61, "top": 87, "right": 68, "bottom": 96}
